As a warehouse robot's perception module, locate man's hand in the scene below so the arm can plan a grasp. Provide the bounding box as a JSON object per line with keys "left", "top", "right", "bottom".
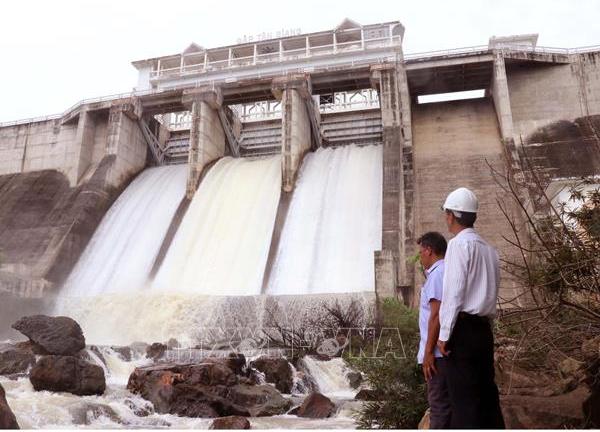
{"left": 422, "top": 352, "right": 437, "bottom": 381}
{"left": 437, "top": 340, "right": 450, "bottom": 357}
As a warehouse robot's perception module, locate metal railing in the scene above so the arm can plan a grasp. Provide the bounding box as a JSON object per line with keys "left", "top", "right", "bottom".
{"left": 149, "top": 35, "right": 401, "bottom": 80}
{"left": 403, "top": 43, "right": 600, "bottom": 61}
{"left": 0, "top": 88, "right": 161, "bottom": 128}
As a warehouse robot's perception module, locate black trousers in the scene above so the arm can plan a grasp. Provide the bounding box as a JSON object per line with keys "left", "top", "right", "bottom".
{"left": 445, "top": 313, "right": 505, "bottom": 429}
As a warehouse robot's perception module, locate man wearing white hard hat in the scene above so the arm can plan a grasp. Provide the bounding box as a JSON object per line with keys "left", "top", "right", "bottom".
{"left": 437, "top": 187, "right": 505, "bottom": 429}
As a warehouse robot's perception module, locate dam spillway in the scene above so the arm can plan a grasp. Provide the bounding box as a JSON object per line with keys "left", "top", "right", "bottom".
{"left": 60, "top": 165, "right": 188, "bottom": 297}
{"left": 152, "top": 155, "right": 282, "bottom": 295}
{"left": 266, "top": 144, "right": 382, "bottom": 295}
{"left": 52, "top": 145, "right": 381, "bottom": 345}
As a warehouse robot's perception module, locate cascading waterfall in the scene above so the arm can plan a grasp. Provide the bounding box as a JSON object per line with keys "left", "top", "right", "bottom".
{"left": 299, "top": 356, "right": 358, "bottom": 399}
{"left": 59, "top": 165, "right": 188, "bottom": 297}
{"left": 267, "top": 144, "right": 382, "bottom": 295}
{"left": 55, "top": 156, "right": 281, "bottom": 345}
{"left": 153, "top": 155, "right": 281, "bottom": 295}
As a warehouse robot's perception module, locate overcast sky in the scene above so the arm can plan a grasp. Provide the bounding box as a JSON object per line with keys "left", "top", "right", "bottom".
{"left": 1, "top": 0, "right": 599, "bottom": 122}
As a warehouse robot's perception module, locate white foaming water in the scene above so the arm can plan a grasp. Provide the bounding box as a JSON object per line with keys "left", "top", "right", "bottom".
{"left": 60, "top": 165, "right": 187, "bottom": 297}
{"left": 300, "top": 356, "right": 357, "bottom": 399}
{"left": 267, "top": 144, "right": 382, "bottom": 294}
{"left": 2, "top": 346, "right": 357, "bottom": 429}
{"left": 153, "top": 155, "right": 281, "bottom": 295}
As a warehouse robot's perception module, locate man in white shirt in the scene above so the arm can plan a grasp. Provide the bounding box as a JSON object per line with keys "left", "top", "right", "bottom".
{"left": 437, "top": 187, "right": 505, "bottom": 429}
{"left": 417, "top": 231, "right": 451, "bottom": 429}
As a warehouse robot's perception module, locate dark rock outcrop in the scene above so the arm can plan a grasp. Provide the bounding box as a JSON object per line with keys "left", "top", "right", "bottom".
{"left": 295, "top": 392, "right": 336, "bottom": 418}
{"left": 228, "top": 383, "right": 291, "bottom": 417}
{"left": 110, "top": 346, "right": 133, "bottom": 362}
{"left": 0, "top": 383, "right": 19, "bottom": 429}
{"left": 127, "top": 361, "right": 291, "bottom": 418}
{"left": 346, "top": 371, "right": 362, "bottom": 389}
{"left": 249, "top": 356, "right": 293, "bottom": 394}
{"left": 0, "top": 350, "right": 35, "bottom": 376}
{"left": 146, "top": 343, "right": 167, "bottom": 360}
{"left": 0, "top": 157, "right": 125, "bottom": 293}
{"left": 12, "top": 315, "right": 85, "bottom": 356}
{"left": 210, "top": 415, "right": 251, "bottom": 429}
{"left": 354, "top": 389, "right": 380, "bottom": 401}
{"left": 29, "top": 355, "right": 106, "bottom": 396}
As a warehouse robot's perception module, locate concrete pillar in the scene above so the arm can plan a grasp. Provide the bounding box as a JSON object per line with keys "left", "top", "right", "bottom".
{"left": 371, "top": 63, "right": 415, "bottom": 305}
{"left": 182, "top": 87, "right": 226, "bottom": 198}
{"left": 272, "top": 74, "right": 313, "bottom": 192}
{"left": 491, "top": 52, "right": 525, "bottom": 182}
{"left": 374, "top": 250, "right": 398, "bottom": 298}
{"left": 71, "top": 108, "right": 96, "bottom": 186}
{"left": 105, "top": 98, "right": 147, "bottom": 189}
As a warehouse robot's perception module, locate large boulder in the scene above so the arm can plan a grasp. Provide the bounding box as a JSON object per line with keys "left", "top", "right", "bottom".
{"left": 210, "top": 415, "right": 251, "bottom": 429}
{"left": 295, "top": 392, "right": 336, "bottom": 418}
{"left": 146, "top": 343, "right": 167, "bottom": 361}
{"left": 249, "top": 356, "right": 293, "bottom": 394}
{"left": 11, "top": 315, "right": 85, "bottom": 356}
{"left": 127, "top": 362, "right": 291, "bottom": 418}
{"left": 228, "top": 383, "right": 292, "bottom": 417}
{"left": 29, "top": 355, "right": 105, "bottom": 396}
{"left": 0, "top": 350, "right": 35, "bottom": 376}
{"left": 501, "top": 386, "right": 589, "bottom": 428}
{"left": 0, "top": 383, "right": 19, "bottom": 429}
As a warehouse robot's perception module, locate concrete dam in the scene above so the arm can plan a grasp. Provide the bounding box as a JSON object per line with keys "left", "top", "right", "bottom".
{"left": 1, "top": 19, "right": 600, "bottom": 343}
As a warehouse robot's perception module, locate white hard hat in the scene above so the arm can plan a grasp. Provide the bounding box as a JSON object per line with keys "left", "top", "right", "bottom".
{"left": 442, "top": 187, "right": 478, "bottom": 213}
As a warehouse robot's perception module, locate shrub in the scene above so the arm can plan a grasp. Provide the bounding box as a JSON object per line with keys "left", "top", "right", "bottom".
{"left": 346, "top": 298, "right": 427, "bottom": 429}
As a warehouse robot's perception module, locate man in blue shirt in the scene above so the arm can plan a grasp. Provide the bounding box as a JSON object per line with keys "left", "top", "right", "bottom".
{"left": 417, "top": 231, "right": 451, "bottom": 428}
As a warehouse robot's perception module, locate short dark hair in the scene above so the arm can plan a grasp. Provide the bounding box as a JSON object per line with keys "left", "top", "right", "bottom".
{"left": 417, "top": 231, "right": 447, "bottom": 256}
{"left": 446, "top": 210, "right": 477, "bottom": 228}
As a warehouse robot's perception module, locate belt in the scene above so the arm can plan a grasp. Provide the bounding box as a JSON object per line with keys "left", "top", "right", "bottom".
{"left": 457, "top": 311, "right": 490, "bottom": 324}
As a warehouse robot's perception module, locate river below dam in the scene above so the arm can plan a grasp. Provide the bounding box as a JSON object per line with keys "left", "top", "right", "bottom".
{"left": 0, "top": 344, "right": 361, "bottom": 429}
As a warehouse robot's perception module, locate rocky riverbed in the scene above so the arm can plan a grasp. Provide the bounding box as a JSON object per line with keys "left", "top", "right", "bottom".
{"left": 0, "top": 314, "right": 366, "bottom": 429}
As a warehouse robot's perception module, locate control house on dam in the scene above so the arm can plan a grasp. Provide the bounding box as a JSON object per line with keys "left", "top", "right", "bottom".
{"left": 1, "top": 18, "right": 600, "bottom": 338}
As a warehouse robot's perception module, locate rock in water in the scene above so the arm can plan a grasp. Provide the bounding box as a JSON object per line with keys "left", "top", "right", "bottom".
{"left": 0, "top": 350, "right": 36, "bottom": 376}
{"left": 11, "top": 315, "right": 85, "bottom": 356}
{"left": 0, "top": 383, "right": 19, "bottom": 429}
{"left": 346, "top": 371, "right": 363, "bottom": 389}
{"left": 249, "top": 356, "right": 293, "bottom": 394}
{"left": 30, "top": 355, "right": 106, "bottom": 396}
{"left": 127, "top": 362, "right": 291, "bottom": 418}
{"left": 295, "top": 392, "right": 336, "bottom": 418}
{"left": 146, "top": 343, "right": 167, "bottom": 360}
{"left": 69, "top": 402, "right": 122, "bottom": 426}
{"left": 228, "top": 384, "right": 292, "bottom": 417}
{"left": 354, "top": 389, "right": 380, "bottom": 401}
{"left": 210, "top": 416, "right": 251, "bottom": 429}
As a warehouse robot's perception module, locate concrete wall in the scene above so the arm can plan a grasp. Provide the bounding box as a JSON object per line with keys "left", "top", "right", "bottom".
{"left": 507, "top": 62, "right": 585, "bottom": 139}
{"left": 412, "top": 97, "right": 519, "bottom": 301}
{"left": 506, "top": 52, "right": 600, "bottom": 182}
{"left": 0, "top": 100, "right": 148, "bottom": 190}
{"left": 0, "top": 120, "right": 77, "bottom": 180}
